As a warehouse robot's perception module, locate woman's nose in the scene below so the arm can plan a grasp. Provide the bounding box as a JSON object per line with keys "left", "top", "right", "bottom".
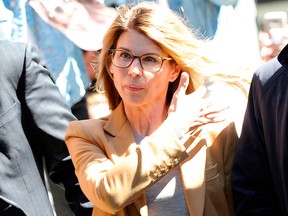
{"left": 128, "top": 58, "right": 142, "bottom": 77}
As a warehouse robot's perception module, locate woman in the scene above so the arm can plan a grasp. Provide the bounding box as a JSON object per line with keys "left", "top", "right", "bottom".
{"left": 65, "top": 2, "right": 249, "bottom": 215}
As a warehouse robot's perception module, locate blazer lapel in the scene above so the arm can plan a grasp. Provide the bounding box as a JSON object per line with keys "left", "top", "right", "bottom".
{"left": 103, "top": 102, "right": 136, "bottom": 161}
{"left": 103, "top": 102, "right": 148, "bottom": 214}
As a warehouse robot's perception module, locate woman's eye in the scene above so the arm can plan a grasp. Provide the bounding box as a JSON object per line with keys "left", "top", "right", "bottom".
{"left": 142, "top": 55, "right": 158, "bottom": 63}
{"left": 120, "top": 52, "right": 132, "bottom": 59}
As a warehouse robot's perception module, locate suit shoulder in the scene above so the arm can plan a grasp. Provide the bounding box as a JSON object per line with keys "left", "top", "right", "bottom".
{"left": 254, "top": 44, "right": 288, "bottom": 87}
{"left": 67, "top": 118, "right": 107, "bottom": 134}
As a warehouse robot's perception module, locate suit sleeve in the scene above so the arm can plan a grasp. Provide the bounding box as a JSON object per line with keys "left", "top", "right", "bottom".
{"left": 21, "top": 43, "right": 92, "bottom": 215}
{"left": 231, "top": 75, "right": 281, "bottom": 215}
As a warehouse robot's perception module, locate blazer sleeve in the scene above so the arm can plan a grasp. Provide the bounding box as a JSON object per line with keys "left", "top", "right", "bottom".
{"left": 65, "top": 119, "right": 189, "bottom": 214}
{"left": 20, "top": 43, "right": 92, "bottom": 215}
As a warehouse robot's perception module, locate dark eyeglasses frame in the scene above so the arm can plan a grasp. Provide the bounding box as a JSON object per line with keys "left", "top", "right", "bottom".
{"left": 109, "top": 49, "right": 173, "bottom": 73}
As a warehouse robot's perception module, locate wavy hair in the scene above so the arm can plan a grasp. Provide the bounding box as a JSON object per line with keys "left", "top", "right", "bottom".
{"left": 96, "top": 1, "right": 250, "bottom": 110}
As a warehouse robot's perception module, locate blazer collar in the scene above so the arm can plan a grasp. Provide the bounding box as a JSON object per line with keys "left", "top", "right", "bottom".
{"left": 102, "top": 101, "right": 136, "bottom": 159}
{"left": 103, "top": 101, "right": 129, "bottom": 137}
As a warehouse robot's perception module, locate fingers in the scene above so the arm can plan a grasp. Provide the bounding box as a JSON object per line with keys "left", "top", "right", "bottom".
{"left": 187, "top": 108, "right": 227, "bottom": 131}
{"left": 200, "top": 102, "right": 229, "bottom": 115}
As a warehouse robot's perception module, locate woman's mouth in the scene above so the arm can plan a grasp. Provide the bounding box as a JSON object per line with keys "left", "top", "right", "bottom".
{"left": 126, "top": 84, "right": 144, "bottom": 91}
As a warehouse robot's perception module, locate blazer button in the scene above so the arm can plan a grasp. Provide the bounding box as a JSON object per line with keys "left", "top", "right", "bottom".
{"left": 160, "top": 166, "right": 166, "bottom": 174}
{"left": 151, "top": 172, "right": 158, "bottom": 182}
{"left": 156, "top": 170, "right": 162, "bottom": 177}
{"left": 165, "top": 159, "right": 172, "bottom": 169}
{"left": 173, "top": 158, "right": 179, "bottom": 166}
{"left": 153, "top": 172, "right": 159, "bottom": 178}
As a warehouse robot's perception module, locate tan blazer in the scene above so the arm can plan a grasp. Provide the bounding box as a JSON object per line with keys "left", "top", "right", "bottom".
{"left": 65, "top": 83, "right": 247, "bottom": 216}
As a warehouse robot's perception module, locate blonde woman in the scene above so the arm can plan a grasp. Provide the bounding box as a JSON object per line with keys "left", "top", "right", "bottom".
{"left": 65, "top": 2, "right": 250, "bottom": 215}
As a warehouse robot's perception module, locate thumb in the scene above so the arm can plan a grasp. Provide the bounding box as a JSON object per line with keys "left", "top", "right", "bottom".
{"left": 168, "top": 72, "right": 189, "bottom": 113}
{"left": 175, "top": 72, "right": 189, "bottom": 96}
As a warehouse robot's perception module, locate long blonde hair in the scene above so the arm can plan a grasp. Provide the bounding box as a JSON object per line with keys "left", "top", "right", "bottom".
{"left": 96, "top": 2, "right": 250, "bottom": 110}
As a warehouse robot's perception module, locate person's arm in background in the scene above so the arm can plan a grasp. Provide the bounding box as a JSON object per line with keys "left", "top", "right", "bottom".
{"left": 21, "top": 42, "right": 92, "bottom": 215}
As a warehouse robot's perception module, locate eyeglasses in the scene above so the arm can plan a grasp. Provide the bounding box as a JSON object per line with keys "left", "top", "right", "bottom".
{"left": 110, "top": 49, "right": 173, "bottom": 73}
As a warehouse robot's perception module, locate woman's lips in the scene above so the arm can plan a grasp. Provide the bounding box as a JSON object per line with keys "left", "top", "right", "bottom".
{"left": 126, "top": 84, "right": 144, "bottom": 91}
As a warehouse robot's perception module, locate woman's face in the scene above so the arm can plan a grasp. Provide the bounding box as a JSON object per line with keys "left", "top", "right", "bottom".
{"left": 111, "top": 30, "right": 180, "bottom": 108}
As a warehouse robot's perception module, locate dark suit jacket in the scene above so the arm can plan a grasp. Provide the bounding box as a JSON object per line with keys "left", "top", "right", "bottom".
{"left": 0, "top": 40, "right": 91, "bottom": 216}
{"left": 232, "top": 44, "right": 288, "bottom": 215}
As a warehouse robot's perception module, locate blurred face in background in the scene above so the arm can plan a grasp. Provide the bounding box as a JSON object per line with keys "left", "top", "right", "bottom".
{"left": 83, "top": 49, "right": 101, "bottom": 82}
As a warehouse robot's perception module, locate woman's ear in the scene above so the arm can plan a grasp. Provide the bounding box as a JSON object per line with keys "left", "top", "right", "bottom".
{"left": 170, "top": 64, "right": 181, "bottom": 82}
{"left": 110, "top": 65, "right": 113, "bottom": 74}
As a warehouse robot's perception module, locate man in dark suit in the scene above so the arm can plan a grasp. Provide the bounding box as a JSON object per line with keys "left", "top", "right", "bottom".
{"left": 0, "top": 40, "right": 92, "bottom": 216}
{"left": 232, "top": 44, "right": 288, "bottom": 215}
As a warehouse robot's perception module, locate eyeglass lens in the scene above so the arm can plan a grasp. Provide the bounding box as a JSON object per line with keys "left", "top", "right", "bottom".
{"left": 111, "top": 49, "right": 163, "bottom": 72}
